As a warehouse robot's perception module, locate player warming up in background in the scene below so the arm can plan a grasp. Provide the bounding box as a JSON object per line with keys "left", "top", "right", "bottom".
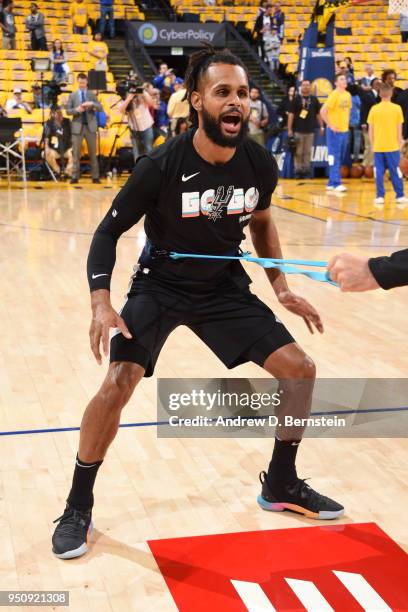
{"left": 52, "top": 45, "right": 344, "bottom": 560}
{"left": 367, "top": 82, "right": 408, "bottom": 206}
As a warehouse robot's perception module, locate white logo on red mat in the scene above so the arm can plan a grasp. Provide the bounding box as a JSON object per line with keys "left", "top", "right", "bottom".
{"left": 231, "top": 571, "right": 392, "bottom": 611}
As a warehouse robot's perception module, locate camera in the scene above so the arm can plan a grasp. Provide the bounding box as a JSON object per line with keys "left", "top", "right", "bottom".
{"left": 116, "top": 79, "right": 144, "bottom": 100}
{"left": 36, "top": 79, "right": 65, "bottom": 109}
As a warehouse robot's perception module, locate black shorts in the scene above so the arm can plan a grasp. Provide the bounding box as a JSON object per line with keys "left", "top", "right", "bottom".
{"left": 110, "top": 274, "right": 295, "bottom": 377}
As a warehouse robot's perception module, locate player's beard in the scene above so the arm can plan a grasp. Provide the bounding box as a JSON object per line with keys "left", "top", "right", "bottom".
{"left": 201, "top": 106, "right": 248, "bottom": 148}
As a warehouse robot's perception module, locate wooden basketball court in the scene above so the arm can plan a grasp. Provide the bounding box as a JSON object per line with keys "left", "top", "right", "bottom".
{"left": 0, "top": 176, "right": 407, "bottom": 610}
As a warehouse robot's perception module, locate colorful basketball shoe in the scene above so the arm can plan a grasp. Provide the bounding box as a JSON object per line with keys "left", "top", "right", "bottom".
{"left": 257, "top": 471, "right": 344, "bottom": 520}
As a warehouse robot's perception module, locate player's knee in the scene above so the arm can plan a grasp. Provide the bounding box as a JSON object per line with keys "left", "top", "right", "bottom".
{"left": 288, "top": 354, "right": 316, "bottom": 379}
{"left": 103, "top": 363, "right": 144, "bottom": 408}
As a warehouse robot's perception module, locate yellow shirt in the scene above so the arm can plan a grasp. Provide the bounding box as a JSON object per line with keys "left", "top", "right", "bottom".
{"left": 167, "top": 88, "right": 189, "bottom": 119}
{"left": 89, "top": 40, "right": 108, "bottom": 59}
{"left": 70, "top": 2, "right": 89, "bottom": 28}
{"left": 325, "top": 89, "right": 352, "bottom": 132}
{"left": 367, "top": 101, "right": 403, "bottom": 152}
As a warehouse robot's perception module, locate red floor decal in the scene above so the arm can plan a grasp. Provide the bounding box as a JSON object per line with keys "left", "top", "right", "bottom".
{"left": 148, "top": 522, "right": 408, "bottom": 611}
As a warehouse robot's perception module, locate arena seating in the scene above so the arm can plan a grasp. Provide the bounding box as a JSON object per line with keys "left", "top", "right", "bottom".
{"left": 0, "top": 0, "right": 144, "bottom": 159}
{"left": 170, "top": 0, "right": 403, "bottom": 84}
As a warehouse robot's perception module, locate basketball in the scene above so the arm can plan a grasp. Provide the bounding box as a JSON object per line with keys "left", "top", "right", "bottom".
{"left": 340, "top": 165, "right": 350, "bottom": 178}
{"left": 399, "top": 157, "right": 408, "bottom": 177}
{"left": 364, "top": 165, "right": 374, "bottom": 179}
{"left": 350, "top": 165, "right": 364, "bottom": 178}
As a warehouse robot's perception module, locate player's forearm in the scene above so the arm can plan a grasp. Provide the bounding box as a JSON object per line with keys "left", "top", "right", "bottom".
{"left": 87, "top": 229, "right": 118, "bottom": 292}
{"left": 250, "top": 217, "right": 289, "bottom": 296}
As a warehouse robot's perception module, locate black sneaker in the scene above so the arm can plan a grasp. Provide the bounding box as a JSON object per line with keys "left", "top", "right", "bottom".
{"left": 257, "top": 471, "right": 344, "bottom": 520}
{"left": 70, "top": 178, "right": 79, "bottom": 184}
{"left": 52, "top": 503, "right": 93, "bottom": 559}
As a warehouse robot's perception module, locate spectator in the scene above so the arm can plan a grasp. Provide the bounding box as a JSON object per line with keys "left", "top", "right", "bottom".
{"left": 118, "top": 84, "right": 154, "bottom": 161}
{"left": 1, "top": 2, "right": 16, "bottom": 50}
{"left": 360, "top": 77, "right": 380, "bottom": 168}
{"left": 50, "top": 39, "right": 68, "bottom": 83}
{"left": 264, "top": 25, "right": 280, "bottom": 71}
{"left": 70, "top": 0, "right": 88, "bottom": 35}
{"left": 66, "top": 72, "right": 103, "bottom": 184}
{"left": 288, "top": 79, "right": 323, "bottom": 178}
{"left": 320, "top": 73, "right": 352, "bottom": 192}
{"left": 360, "top": 64, "right": 376, "bottom": 89}
{"left": 344, "top": 57, "right": 355, "bottom": 83}
{"left": 337, "top": 60, "right": 354, "bottom": 85}
{"left": 167, "top": 78, "right": 189, "bottom": 135}
{"left": 248, "top": 86, "right": 268, "bottom": 146}
{"left": 43, "top": 107, "right": 73, "bottom": 178}
{"left": 5, "top": 88, "right": 32, "bottom": 113}
{"left": 277, "top": 84, "right": 296, "bottom": 127}
{"left": 174, "top": 117, "right": 188, "bottom": 135}
{"left": 400, "top": 11, "right": 408, "bottom": 42}
{"left": 155, "top": 86, "right": 171, "bottom": 132}
{"left": 89, "top": 32, "right": 108, "bottom": 71}
{"left": 272, "top": 2, "right": 285, "bottom": 41}
{"left": 348, "top": 83, "right": 361, "bottom": 162}
{"left": 256, "top": 0, "right": 268, "bottom": 18}
{"left": 381, "top": 69, "right": 403, "bottom": 100}
{"left": 253, "top": 4, "right": 273, "bottom": 62}
{"left": 368, "top": 82, "right": 408, "bottom": 205}
{"left": 99, "top": 0, "right": 114, "bottom": 39}
{"left": 32, "top": 83, "right": 49, "bottom": 108}
{"left": 153, "top": 64, "right": 177, "bottom": 92}
{"left": 25, "top": 3, "right": 47, "bottom": 51}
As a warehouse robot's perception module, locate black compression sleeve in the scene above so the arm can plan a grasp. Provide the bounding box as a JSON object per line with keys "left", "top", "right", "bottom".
{"left": 368, "top": 248, "right": 408, "bottom": 290}
{"left": 87, "top": 156, "right": 162, "bottom": 292}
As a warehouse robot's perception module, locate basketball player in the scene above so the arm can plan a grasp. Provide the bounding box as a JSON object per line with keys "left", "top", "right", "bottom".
{"left": 52, "top": 46, "right": 344, "bottom": 560}
{"left": 328, "top": 249, "right": 408, "bottom": 291}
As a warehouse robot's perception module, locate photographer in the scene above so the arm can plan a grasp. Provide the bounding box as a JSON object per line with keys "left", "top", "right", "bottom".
{"left": 118, "top": 84, "right": 154, "bottom": 161}
{"left": 43, "top": 107, "right": 73, "bottom": 179}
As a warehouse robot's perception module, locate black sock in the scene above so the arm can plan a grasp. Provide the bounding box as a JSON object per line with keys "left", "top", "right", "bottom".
{"left": 67, "top": 454, "right": 103, "bottom": 511}
{"left": 267, "top": 437, "right": 301, "bottom": 488}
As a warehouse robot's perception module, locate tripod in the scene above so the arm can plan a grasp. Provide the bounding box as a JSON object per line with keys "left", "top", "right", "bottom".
{"left": 105, "top": 121, "right": 130, "bottom": 175}
{"left": 37, "top": 71, "right": 58, "bottom": 182}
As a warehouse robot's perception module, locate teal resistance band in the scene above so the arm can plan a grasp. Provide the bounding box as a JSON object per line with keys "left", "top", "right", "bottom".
{"left": 169, "top": 252, "right": 338, "bottom": 286}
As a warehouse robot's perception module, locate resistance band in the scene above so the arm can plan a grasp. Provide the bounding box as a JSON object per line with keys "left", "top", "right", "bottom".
{"left": 169, "top": 252, "right": 338, "bottom": 286}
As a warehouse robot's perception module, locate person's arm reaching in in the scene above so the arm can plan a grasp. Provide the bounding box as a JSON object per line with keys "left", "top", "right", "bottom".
{"left": 87, "top": 157, "right": 162, "bottom": 363}
{"left": 328, "top": 249, "right": 408, "bottom": 291}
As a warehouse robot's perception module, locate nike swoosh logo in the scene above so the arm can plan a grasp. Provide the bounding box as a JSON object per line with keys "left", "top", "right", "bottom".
{"left": 92, "top": 273, "right": 109, "bottom": 279}
{"left": 182, "top": 172, "right": 200, "bottom": 182}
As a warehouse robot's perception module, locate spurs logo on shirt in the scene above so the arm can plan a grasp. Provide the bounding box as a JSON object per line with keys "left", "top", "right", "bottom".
{"left": 182, "top": 185, "right": 260, "bottom": 220}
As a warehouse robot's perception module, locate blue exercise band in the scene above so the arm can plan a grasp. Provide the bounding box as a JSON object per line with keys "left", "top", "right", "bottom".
{"left": 169, "top": 252, "right": 338, "bottom": 286}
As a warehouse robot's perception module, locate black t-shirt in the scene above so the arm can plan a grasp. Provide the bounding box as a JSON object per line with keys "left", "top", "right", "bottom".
{"left": 289, "top": 95, "right": 321, "bottom": 133}
{"left": 87, "top": 129, "right": 278, "bottom": 289}
{"left": 43, "top": 118, "right": 72, "bottom": 152}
